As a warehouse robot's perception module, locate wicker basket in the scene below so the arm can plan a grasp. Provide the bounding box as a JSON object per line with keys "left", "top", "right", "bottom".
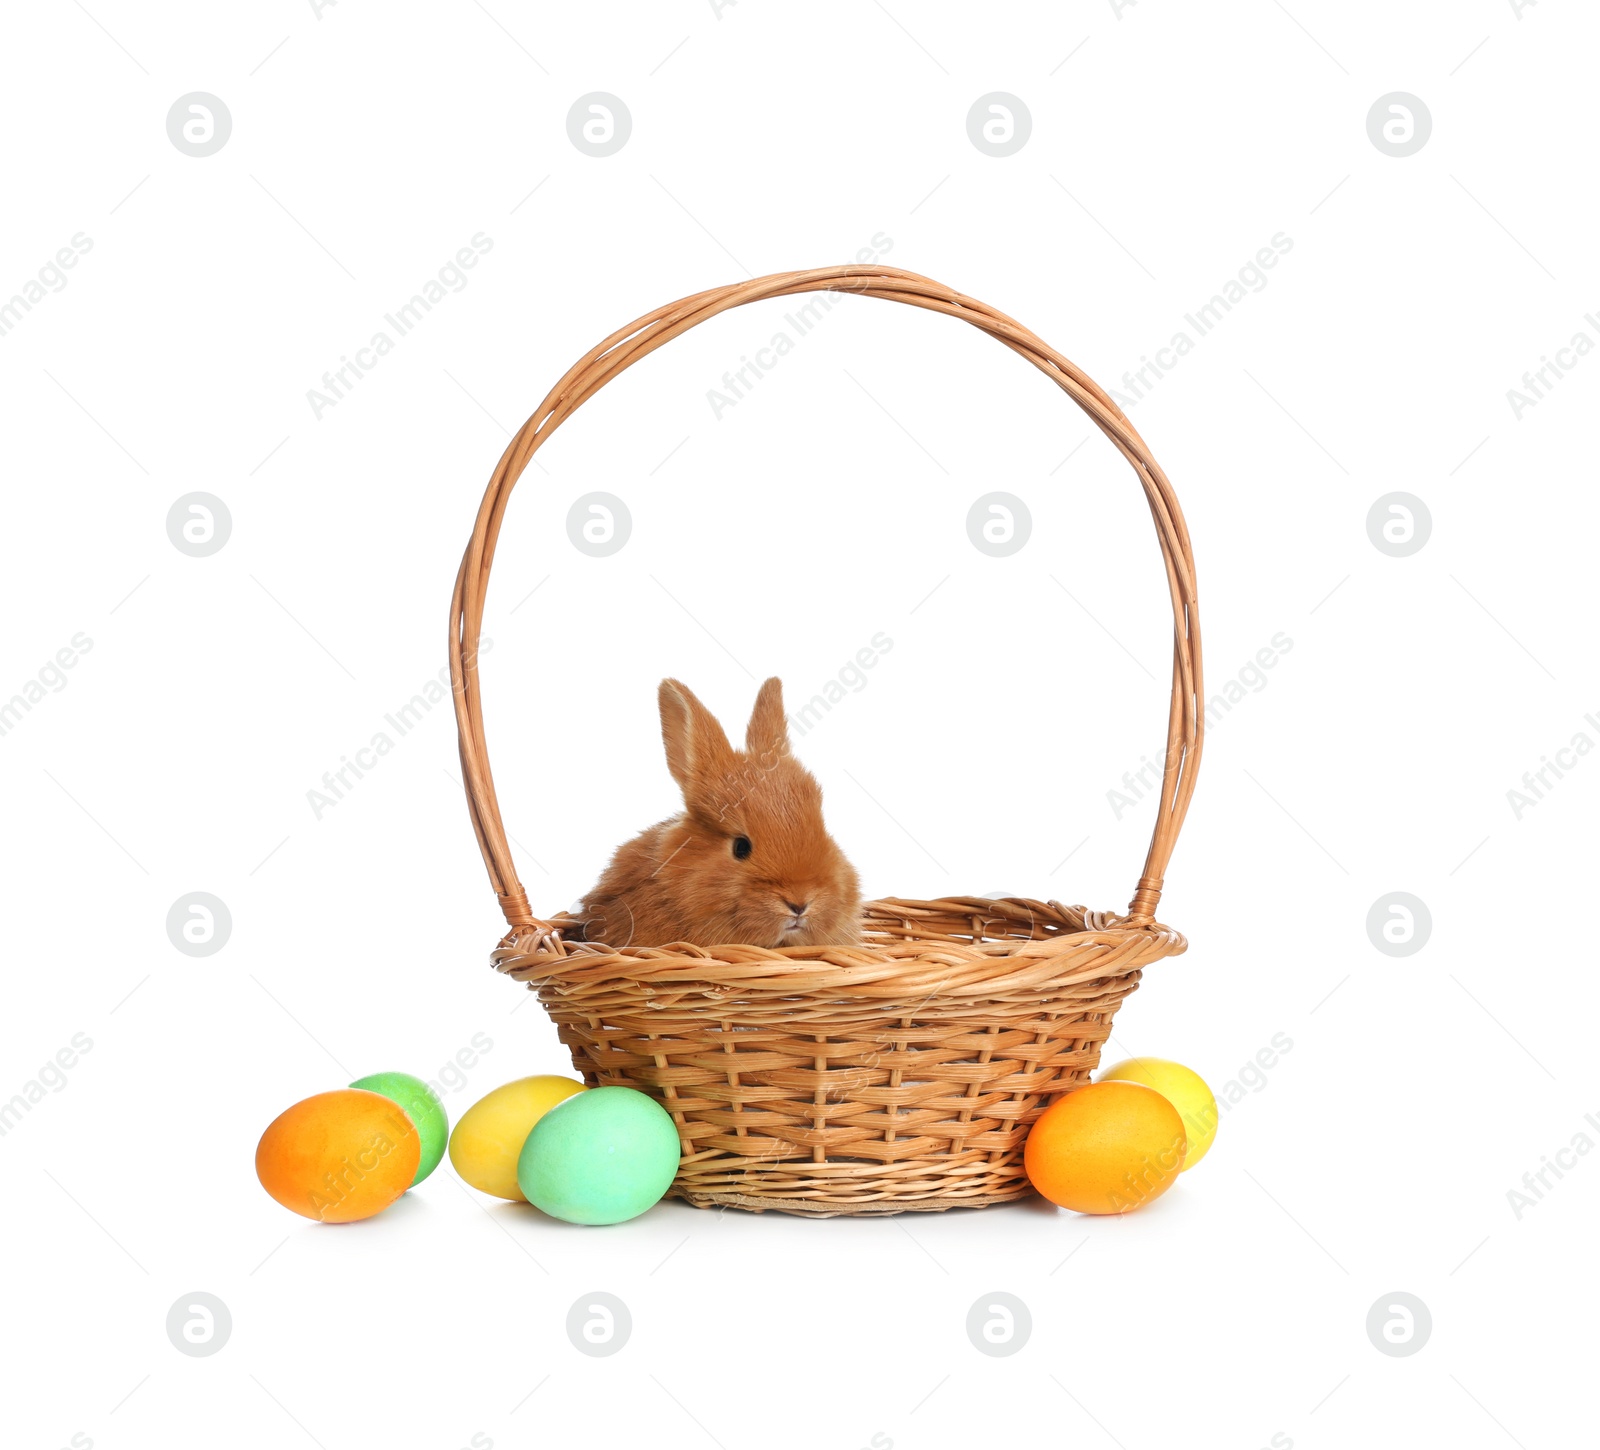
{"left": 450, "top": 265, "right": 1203, "bottom": 1216}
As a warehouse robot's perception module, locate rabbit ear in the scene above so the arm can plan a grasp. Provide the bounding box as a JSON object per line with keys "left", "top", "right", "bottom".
{"left": 745, "top": 677, "right": 791, "bottom": 761}
{"left": 659, "top": 679, "right": 733, "bottom": 795}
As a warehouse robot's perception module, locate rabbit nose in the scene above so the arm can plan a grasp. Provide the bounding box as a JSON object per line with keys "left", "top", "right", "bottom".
{"left": 783, "top": 899, "right": 808, "bottom": 917}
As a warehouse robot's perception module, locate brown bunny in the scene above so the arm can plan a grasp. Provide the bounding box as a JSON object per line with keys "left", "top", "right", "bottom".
{"left": 572, "top": 678, "right": 863, "bottom": 949}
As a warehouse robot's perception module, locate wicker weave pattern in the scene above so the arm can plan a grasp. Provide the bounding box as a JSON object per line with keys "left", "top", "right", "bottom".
{"left": 452, "top": 266, "right": 1203, "bottom": 1215}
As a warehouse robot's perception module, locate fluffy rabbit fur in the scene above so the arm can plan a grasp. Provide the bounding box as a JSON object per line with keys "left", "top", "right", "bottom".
{"left": 573, "top": 678, "right": 862, "bottom": 949}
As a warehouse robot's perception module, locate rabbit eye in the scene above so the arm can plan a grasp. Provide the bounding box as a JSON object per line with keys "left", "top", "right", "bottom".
{"left": 731, "top": 835, "right": 752, "bottom": 860}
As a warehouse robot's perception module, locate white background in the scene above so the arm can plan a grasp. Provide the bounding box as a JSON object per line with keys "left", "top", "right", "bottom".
{"left": 3, "top": 1, "right": 1596, "bottom": 1447}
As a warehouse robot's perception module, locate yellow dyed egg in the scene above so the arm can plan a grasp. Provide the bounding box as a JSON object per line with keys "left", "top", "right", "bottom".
{"left": 1098, "top": 1057, "right": 1218, "bottom": 1170}
{"left": 448, "top": 1075, "right": 586, "bottom": 1200}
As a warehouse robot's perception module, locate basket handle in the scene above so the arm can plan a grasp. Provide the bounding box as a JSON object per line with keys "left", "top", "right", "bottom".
{"left": 451, "top": 265, "right": 1202, "bottom": 934}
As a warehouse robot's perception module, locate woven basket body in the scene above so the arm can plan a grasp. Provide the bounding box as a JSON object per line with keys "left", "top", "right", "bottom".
{"left": 452, "top": 266, "right": 1203, "bottom": 1216}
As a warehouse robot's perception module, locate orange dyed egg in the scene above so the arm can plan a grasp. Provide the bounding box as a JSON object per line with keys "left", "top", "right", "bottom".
{"left": 1024, "top": 1080, "right": 1187, "bottom": 1215}
{"left": 256, "top": 1089, "right": 420, "bottom": 1223}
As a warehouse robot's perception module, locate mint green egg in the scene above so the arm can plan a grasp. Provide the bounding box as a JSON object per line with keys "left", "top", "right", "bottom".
{"left": 349, "top": 1072, "right": 448, "bottom": 1185}
{"left": 516, "top": 1086, "right": 680, "bottom": 1225}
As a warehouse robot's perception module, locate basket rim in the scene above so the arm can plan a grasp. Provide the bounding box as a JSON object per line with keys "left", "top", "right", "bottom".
{"left": 491, "top": 895, "right": 1185, "bottom": 999}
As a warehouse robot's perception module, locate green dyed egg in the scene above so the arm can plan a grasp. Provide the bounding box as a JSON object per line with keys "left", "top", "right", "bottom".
{"left": 516, "top": 1086, "right": 680, "bottom": 1225}
{"left": 349, "top": 1071, "right": 448, "bottom": 1185}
